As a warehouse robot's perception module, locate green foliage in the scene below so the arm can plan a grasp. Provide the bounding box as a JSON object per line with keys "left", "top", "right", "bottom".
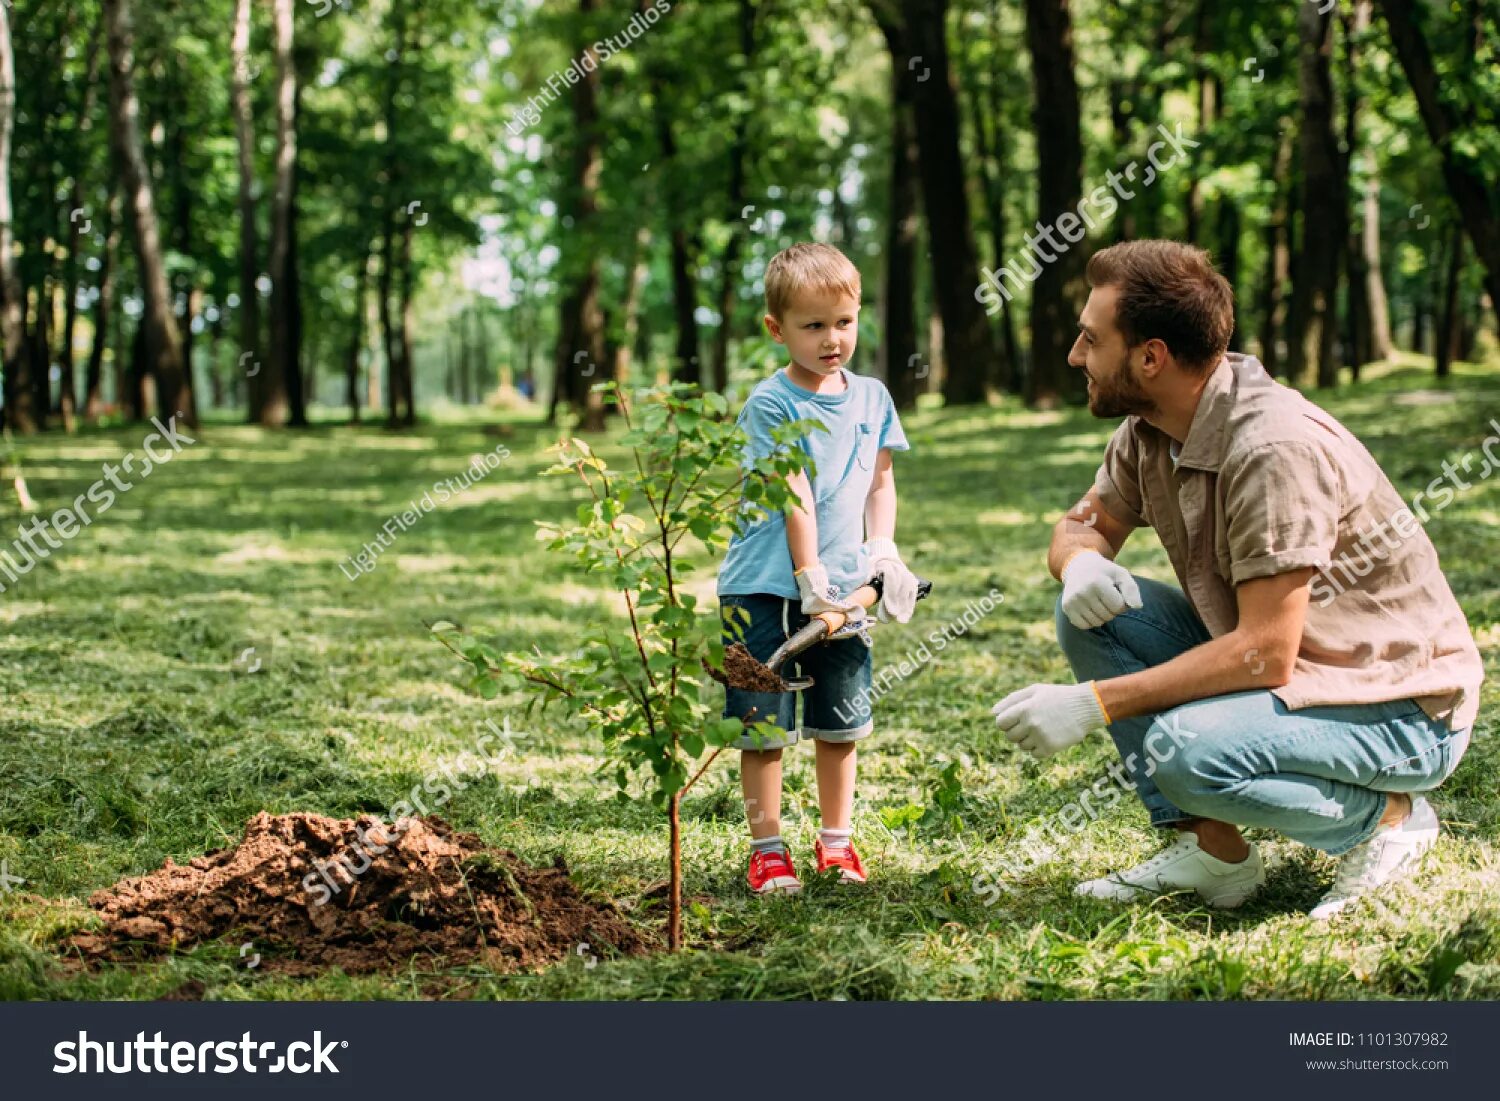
{"left": 439, "top": 382, "right": 824, "bottom": 812}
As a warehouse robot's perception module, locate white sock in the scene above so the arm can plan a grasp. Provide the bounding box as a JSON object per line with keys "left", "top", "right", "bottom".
{"left": 751, "top": 835, "right": 786, "bottom": 856}
{"left": 819, "top": 828, "right": 851, "bottom": 853}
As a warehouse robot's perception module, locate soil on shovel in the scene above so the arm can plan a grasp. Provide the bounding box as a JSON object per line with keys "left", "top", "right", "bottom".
{"left": 708, "top": 642, "right": 791, "bottom": 693}
{"left": 66, "top": 811, "right": 651, "bottom": 977}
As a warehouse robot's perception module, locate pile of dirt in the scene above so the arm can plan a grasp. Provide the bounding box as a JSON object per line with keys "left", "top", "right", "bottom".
{"left": 67, "top": 812, "right": 651, "bottom": 976}
{"left": 708, "top": 642, "right": 791, "bottom": 693}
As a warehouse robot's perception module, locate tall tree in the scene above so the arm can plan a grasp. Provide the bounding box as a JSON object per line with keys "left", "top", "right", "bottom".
{"left": 1023, "top": 0, "right": 1086, "bottom": 407}
{"left": 877, "top": 21, "right": 920, "bottom": 411}
{"left": 231, "top": 0, "right": 264, "bottom": 423}
{"left": 0, "top": 2, "right": 26, "bottom": 434}
{"left": 264, "top": 0, "right": 300, "bottom": 426}
{"left": 870, "top": 0, "right": 997, "bottom": 405}
{"left": 103, "top": 0, "right": 193, "bottom": 424}
{"left": 1377, "top": 0, "right": 1500, "bottom": 318}
{"left": 1285, "top": 1, "right": 1343, "bottom": 389}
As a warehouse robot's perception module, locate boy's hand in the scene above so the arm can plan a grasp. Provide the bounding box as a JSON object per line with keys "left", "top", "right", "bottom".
{"left": 1060, "top": 550, "right": 1143, "bottom": 630}
{"left": 795, "top": 563, "right": 863, "bottom": 619}
{"left": 863, "top": 537, "right": 919, "bottom": 623}
{"left": 991, "top": 682, "right": 1107, "bottom": 759}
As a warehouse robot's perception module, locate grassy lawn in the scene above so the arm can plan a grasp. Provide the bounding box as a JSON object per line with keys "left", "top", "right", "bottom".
{"left": 2, "top": 357, "right": 1498, "bottom": 1001}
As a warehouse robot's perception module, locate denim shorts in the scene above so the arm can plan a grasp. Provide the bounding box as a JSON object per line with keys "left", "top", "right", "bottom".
{"left": 720, "top": 594, "right": 874, "bottom": 750}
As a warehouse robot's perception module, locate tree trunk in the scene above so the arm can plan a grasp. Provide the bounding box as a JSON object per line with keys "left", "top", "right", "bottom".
{"left": 1185, "top": 0, "right": 1215, "bottom": 244}
{"left": 550, "top": 0, "right": 607, "bottom": 429}
{"left": 1256, "top": 125, "right": 1293, "bottom": 375}
{"left": 397, "top": 219, "right": 416, "bottom": 426}
{"left": 1341, "top": 0, "right": 1373, "bottom": 378}
{"left": 650, "top": 70, "right": 700, "bottom": 392}
{"left": 711, "top": 0, "right": 756, "bottom": 396}
{"left": 1022, "top": 0, "right": 1086, "bottom": 407}
{"left": 83, "top": 192, "right": 120, "bottom": 421}
{"left": 615, "top": 225, "right": 650, "bottom": 391}
{"left": 103, "top": 0, "right": 193, "bottom": 424}
{"left": 1378, "top": 0, "right": 1500, "bottom": 314}
{"left": 871, "top": 0, "right": 996, "bottom": 405}
{"left": 1286, "top": 2, "right": 1343, "bottom": 389}
{"left": 263, "top": 0, "right": 297, "bottom": 427}
{"left": 964, "top": 9, "right": 1016, "bottom": 393}
{"left": 232, "top": 0, "right": 263, "bottom": 421}
{"left": 878, "top": 27, "right": 921, "bottom": 412}
{"left": 1361, "top": 159, "right": 1394, "bottom": 359}
{"left": 0, "top": 4, "right": 30, "bottom": 435}
{"left": 1217, "top": 197, "right": 1241, "bottom": 350}
{"left": 1436, "top": 224, "right": 1463, "bottom": 379}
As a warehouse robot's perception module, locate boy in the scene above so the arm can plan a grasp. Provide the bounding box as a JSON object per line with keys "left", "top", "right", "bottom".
{"left": 718, "top": 242, "right": 918, "bottom": 895}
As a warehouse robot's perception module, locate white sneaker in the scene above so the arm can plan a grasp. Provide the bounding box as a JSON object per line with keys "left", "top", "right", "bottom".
{"left": 1309, "top": 796, "right": 1440, "bottom": 920}
{"left": 1075, "top": 831, "right": 1266, "bottom": 909}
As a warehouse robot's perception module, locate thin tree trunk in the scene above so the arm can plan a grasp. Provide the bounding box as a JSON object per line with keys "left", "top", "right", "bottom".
{"left": 397, "top": 219, "right": 415, "bottom": 425}
{"left": 615, "top": 225, "right": 650, "bottom": 390}
{"left": 1341, "top": 0, "right": 1373, "bottom": 378}
{"left": 0, "top": 3, "right": 27, "bottom": 434}
{"left": 963, "top": 13, "right": 1015, "bottom": 393}
{"left": 879, "top": 26, "right": 920, "bottom": 412}
{"left": 1436, "top": 224, "right": 1463, "bottom": 379}
{"left": 103, "top": 0, "right": 192, "bottom": 424}
{"left": 263, "top": 0, "right": 296, "bottom": 427}
{"left": 1022, "top": 0, "right": 1086, "bottom": 407}
{"left": 1217, "top": 197, "right": 1241, "bottom": 350}
{"left": 1256, "top": 127, "right": 1292, "bottom": 376}
{"left": 1362, "top": 159, "right": 1394, "bottom": 359}
{"left": 232, "top": 0, "right": 263, "bottom": 422}
{"left": 83, "top": 191, "right": 119, "bottom": 421}
{"left": 1286, "top": 2, "right": 1343, "bottom": 389}
{"left": 712, "top": 0, "right": 757, "bottom": 396}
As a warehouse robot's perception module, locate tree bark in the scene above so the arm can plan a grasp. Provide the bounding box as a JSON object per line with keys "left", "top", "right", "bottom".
{"left": 0, "top": 4, "right": 28, "bottom": 434}
{"left": 263, "top": 0, "right": 298, "bottom": 427}
{"left": 1436, "top": 223, "right": 1463, "bottom": 379}
{"left": 1377, "top": 0, "right": 1500, "bottom": 314}
{"left": 549, "top": 0, "right": 606, "bottom": 429}
{"left": 103, "top": 0, "right": 193, "bottom": 424}
{"left": 232, "top": 0, "right": 264, "bottom": 421}
{"left": 1022, "top": 0, "right": 1087, "bottom": 407}
{"left": 83, "top": 191, "right": 120, "bottom": 421}
{"left": 711, "top": 0, "right": 757, "bottom": 396}
{"left": 1361, "top": 158, "right": 1394, "bottom": 360}
{"left": 1286, "top": 2, "right": 1343, "bottom": 389}
{"left": 877, "top": 23, "right": 921, "bottom": 412}
{"left": 870, "top": 0, "right": 996, "bottom": 405}
{"left": 1256, "top": 125, "right": 1293, "bottom": 376}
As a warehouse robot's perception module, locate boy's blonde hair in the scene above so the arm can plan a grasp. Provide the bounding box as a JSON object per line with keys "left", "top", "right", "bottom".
{"left": 763, "top": 243, "right": 861, "bottom": 319}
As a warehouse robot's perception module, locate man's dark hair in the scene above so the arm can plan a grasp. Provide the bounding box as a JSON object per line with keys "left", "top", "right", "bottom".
{"left": 1085, "top": 240, "right": 1235, "bottom": 370}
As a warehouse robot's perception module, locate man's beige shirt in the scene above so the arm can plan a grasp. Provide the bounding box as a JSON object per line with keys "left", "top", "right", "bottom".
{"left": 1094, "top": 353, "right": 1482, "bottom": 731}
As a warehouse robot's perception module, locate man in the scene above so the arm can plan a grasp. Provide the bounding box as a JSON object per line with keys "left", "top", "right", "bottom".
{"left": 991, "top": 240, "right": 1482, "bottom": 918}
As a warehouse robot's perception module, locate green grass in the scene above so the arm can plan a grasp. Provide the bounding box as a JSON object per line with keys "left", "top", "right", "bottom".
{"left": 2, "top": 356, "right": 1498, "bottom": 1001}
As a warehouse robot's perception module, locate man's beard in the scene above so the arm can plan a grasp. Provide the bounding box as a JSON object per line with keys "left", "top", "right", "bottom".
{"left": 1087, "top": 357, "right": 1157, "bottom": 419}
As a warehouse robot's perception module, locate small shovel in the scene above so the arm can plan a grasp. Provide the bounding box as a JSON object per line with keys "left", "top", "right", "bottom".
{"left": 713, "top": 573, "right": 934, "bottom": 693}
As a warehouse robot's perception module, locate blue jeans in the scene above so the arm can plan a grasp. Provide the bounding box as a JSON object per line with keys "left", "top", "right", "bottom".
{"left": 1055, "top": 576, "right": 1471, "bottom": 855}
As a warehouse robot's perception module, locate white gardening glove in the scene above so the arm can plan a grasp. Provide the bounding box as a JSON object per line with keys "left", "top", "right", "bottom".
{"left": 991, "top": 682, "right": 1107, "bottom": 759}
{"left": 1060, "top": 550, "right": 1142, "bottom": 630}
{"left": 863, "top": 536, "right": 919, "bottom": 623}
{"left": 794, "top": 563, "right": 866, "bottom": 622}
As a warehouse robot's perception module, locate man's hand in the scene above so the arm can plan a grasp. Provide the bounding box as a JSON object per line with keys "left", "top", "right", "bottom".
{"left": 795, "top": 563, "right": 864, "bottom": 619}
{"left": 863, "top": 537, "right": 919, "bottom": 623}
{"left": 992, "top": 682, "right": 1107, "bottom": 759}
{"left": 1060, "top": 550, "right": 1143, "bottom": 629}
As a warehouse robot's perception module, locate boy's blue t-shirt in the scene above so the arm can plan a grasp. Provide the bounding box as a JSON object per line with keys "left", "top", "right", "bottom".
{"left": 717, "top": 368, "right": 909, "bottom": 600}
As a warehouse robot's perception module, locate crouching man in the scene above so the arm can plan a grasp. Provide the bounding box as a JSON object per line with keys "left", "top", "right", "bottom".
{"left": 991, "top": 241, "right": 1482, "bottom": 918}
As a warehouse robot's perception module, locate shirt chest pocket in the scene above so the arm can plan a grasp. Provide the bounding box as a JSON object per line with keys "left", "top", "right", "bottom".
{"left": 854, "top": 421, "right": 877, "bottom": 472}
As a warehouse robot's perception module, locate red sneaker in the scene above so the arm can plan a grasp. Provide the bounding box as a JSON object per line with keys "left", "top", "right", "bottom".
{"left": 747, "top": 848, "right": 802, "bottom": 895}
{"left": 815, "top": 839, "right": 868, "bottom": 884}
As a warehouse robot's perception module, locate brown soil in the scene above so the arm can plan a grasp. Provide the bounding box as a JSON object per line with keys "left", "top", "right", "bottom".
{"left": 708, "top": 642, "right": 791, "bottom": 693}
{"left": 66, "top": 812, "right": 651, "bottom": 977}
